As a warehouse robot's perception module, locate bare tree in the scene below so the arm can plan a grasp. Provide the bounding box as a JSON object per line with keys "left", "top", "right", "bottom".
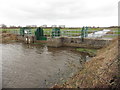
{"left": 0, "top": 24, "right": 7, "bottom": 29}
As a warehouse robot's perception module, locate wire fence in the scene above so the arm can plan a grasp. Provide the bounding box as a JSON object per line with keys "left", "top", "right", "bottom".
{"left": 1, "top": 29, "right": 36, "bottom": 36}
{"left": 44, "top": 29, "right": 119, "bottom": 39}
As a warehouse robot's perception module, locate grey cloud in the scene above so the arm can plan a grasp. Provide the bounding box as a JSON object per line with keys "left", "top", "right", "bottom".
{"left": 15, "top": 1, "right": 116, "bottom": 21}
{"left": 0, "top": 0, "right": 118, "bottom": 26}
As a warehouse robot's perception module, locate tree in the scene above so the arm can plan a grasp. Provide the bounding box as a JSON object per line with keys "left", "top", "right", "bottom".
{"left": 0, "top": 24, "right": 7, "bottom": 29}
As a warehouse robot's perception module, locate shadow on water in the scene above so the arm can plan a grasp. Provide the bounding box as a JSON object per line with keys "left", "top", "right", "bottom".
{"left": 2, "top": 43, "right": 91, "bottom": 88}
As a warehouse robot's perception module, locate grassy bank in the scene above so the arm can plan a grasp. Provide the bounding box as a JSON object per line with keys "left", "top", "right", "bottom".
{"left": 76, "top": 48, "right": 97, "bottom": 57}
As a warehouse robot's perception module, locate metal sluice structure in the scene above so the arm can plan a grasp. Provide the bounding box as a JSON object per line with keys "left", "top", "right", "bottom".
{"left": 35, "top": 27, "right": 47, "bottom": 40}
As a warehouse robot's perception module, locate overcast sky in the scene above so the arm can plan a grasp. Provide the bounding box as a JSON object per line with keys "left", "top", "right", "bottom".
{"left": 0, "top": 0, "right": 119, "bottom": 27}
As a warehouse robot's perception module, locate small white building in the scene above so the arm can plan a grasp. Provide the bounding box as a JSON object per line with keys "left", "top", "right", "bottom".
{"left": 42, "top": 25, "right": 47, "bottom": 28}
{"left": 51, "top": 25, "right": 57, "bottom": 28}
{"left": 59, "top": 25, "right": 65, "bottom": 28}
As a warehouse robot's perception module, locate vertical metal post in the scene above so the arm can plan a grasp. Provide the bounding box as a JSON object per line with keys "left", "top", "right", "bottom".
{"left": 85, "top": 26, "right": 88, "bottom": 37}
{"left": 81, "top": 27, "right": 85, "bottom": 42}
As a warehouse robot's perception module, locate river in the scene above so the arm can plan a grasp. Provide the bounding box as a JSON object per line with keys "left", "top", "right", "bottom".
{"left": 2, "top": 43, "right": 90, "bottom": 88}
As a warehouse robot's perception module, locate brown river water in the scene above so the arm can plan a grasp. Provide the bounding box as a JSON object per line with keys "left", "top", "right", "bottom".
{"left": 2, "top": 43, "right": 90, "bottom": 88}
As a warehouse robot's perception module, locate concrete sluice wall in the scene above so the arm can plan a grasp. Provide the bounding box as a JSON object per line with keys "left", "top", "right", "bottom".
{"left": 63, "top": 37, "right": 112, "bottom": 48}
{"left": 17, "top": 35, "right": 40, "bottom": 43}
{"left": 47, "top": 37, "right": 62, "bottom": 47}
{"left": 47, "top": 37, "right": 112, "bottom": 49}
{"left": 17, "top": 35, "right": 48, "bottom": 44}
{"left": 17, "top": 35, "right": 112, "bottom": 49}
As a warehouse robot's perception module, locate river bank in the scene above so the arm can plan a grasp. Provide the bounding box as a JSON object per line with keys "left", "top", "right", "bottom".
{"left": 0, "top": 32, "right": 18, "bottom": 43}
{"left": 53, "top": 38, "right": 119, "bottom": 88}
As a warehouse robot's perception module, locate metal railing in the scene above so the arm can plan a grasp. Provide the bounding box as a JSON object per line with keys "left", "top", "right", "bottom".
{"left": 44, "top": 29, "right": 119, "bottom": 38}
{"left": 1, "top": 28, "right": 119, "bottom": 39}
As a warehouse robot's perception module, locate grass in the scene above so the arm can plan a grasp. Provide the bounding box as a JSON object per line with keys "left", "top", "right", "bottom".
{"left": 102, "top": 28, "right": 119, "bottom": 38}
{"left": 0, "top": 28, "right": 36, "bottom": 35}
{"left": 76, "top": 48, "right": 97, "bottom": 57}
{"left": 43, "top": 28, "right": 104, "bottom": 36}
{"left": 88, "top": 28, "right": 102, "bottom": 31}
{"left": 103, "top": 35, "right": 118, "bottom": 38}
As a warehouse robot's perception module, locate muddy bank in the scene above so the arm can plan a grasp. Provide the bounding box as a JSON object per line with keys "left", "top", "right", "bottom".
{"left": 0, "top": 32, "right": 18, "bottom": 43}
{"left": 53, "top": 38, "right": 119, "bottom": 88}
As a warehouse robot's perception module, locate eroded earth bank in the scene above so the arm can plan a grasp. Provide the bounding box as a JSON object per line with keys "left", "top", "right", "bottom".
{"left": 53, "top": 38, "right": 120, "bottom": 88}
